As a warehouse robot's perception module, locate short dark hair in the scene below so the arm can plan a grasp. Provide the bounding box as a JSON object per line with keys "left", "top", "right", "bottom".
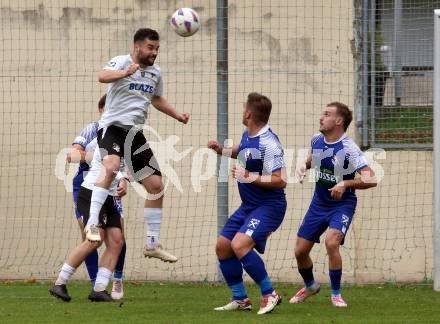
{"left": 98, "top": 94, "right": 106, "bottom": 109}
{"left": 133, "top": 28, "right": 160, "bottom": 43}
{"left": 327, "top": 101, "right": 352, "bottom": 131}
{"left": 247, "top": 92, "right": 272, "bottom": 124}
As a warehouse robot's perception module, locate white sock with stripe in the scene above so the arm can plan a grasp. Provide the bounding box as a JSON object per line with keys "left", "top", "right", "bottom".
{"left": 144, "top": 208, "right": 162, "bottom": 248}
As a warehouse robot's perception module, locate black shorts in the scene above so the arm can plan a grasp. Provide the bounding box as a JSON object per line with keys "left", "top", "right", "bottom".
{"left": 97, "top": 125, "right": 161, "bottom": 181}
{"left": 77, "top": 187, "right": 122, "bottom": 229}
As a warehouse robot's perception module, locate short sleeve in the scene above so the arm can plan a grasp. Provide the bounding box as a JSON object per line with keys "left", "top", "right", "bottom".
{"left": 263, "top": 140, "right": 285, "bottom": 174}
{"left": 344, "top": 139, "right": 369, "bottom": 171}
{"left": 72, "top": 123, "right": 97, "bottom": 148}
{"left": 103, "top": 56, "right": 125, "bottom": 71}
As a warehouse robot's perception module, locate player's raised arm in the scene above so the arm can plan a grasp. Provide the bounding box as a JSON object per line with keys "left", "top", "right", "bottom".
{"left": 98, "top": 63, "right": 139, "bottom": 83}
{"left": 207, "top": 140, "right": 239, "bottom": 158}
{"left": 98, "top": 54, "right": 139, "bottom": 83}
{"left": 151, "top": 95, "right": 189, "bottom": 123}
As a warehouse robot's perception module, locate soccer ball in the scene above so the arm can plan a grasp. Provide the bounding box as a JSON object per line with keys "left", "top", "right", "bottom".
{"left": 170, "top": 8, "right": 200, "bottom": 37}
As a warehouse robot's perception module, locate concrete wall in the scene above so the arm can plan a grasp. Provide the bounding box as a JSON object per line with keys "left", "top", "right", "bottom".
{"left": 0, "top": 0, "right": 433, "bottom": 283}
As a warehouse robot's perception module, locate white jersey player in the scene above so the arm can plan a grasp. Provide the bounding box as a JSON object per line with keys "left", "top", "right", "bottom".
{"left": 85, "top": 28, "right": 190, "bottom": 265}
{"left": 99, "top": 55, "right": 163, "bottom": 128}
{"left": 50, "top": 140, "right": 129, "bottom": 302}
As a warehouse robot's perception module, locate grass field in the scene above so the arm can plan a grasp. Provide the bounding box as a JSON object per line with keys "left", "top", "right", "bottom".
{"left": 374, "top": 106, "right": 433, "bottom": 144}
{"left": 0, "top": 282, "right": 439, "bottom": 323}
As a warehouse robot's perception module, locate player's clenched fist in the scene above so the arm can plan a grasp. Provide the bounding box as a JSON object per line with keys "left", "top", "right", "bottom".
{"left": 178, "top": 112, "right": 190, "bottom": 124}
{"left": 295, "top": 162, "right": 307, "bottom": 184}
{"left": 207, "top": 140, "right": 223, "bottom": 155}
{"left": 232, "top": 165, "right": 257, "bottom": 183}
{"left": 116, "top": 178, "right": 128, "bottom": 198}
{"left": 328, "top": 182, "right": 346, "bottom": 200}
{"left": 125, "top": 63, "right": 139, "bottom": 76}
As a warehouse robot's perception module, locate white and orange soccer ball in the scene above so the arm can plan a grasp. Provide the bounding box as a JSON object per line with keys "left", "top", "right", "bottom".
{"left": 170, "top": 8, "right": 200, "bottom": 37}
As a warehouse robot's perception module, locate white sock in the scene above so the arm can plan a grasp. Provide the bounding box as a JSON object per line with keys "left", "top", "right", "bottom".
{"left": 94, "top": 267, "right": 112, "bottom": 292}
{"left": 144, "top": 208, "right": 162, "bottom": 248}
{"left": 55, "top": 263, "right": 76, "bottom": 285}
{"left": 87, "top": 187, "right": 109, "bottom": 226}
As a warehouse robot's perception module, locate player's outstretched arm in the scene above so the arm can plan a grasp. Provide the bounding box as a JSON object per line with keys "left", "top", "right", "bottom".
{"left": 232, "top": 166, "right": 287, "bottom": 189}
{"left": 98, "top": 63, "right": 139, "bottom": 83}
{"left": 207, "top": 140, "right": 239, "bottom": 159}
{"left": 151, "top": 95, "right": 190, "bottom": 124}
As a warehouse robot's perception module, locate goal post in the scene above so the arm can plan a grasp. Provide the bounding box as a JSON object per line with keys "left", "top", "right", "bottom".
{"left": 433, "top": 8, "right": 440, "bottom": 291}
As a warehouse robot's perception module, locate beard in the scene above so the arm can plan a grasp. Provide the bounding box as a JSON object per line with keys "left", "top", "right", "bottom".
{"left": 138, "top": 54, "right": 156, "bottom": 66}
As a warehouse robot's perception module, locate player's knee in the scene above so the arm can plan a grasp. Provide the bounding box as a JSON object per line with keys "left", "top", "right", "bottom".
{"left": 109, "top": 235, "right": 123, "bottom": 252}
{"left": 325, "top": 237, "right": 340, "bottom": 253}
{"left": 102, "top": 163, "right": 119, "bottom": 179}
{"left": 114, "top": 238, "right": 123, "bottom": 251}
{"left": 295, "top": 246, "right": 309, "bottom": 261}
{"left": 216, "top": 236, "right": 234, "bottom": 259}
{"left": 230, "top": 239, "right": 247, "bottom": 257}
{"left": 146, "top": 179, "right": 164, "bottom": 194}
{"left": 215, "top": 240, "right": 227, "bottom": 258}
{"left": 215, "top": 242, "right": 223, "bottom": 257}
{"left": 102, "top": 157, "right": 120, "bottom": 177}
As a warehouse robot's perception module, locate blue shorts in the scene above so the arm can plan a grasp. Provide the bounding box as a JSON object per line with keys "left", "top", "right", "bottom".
{"left": 297, "top": 200, "right": 356, "bottom": 244}
{"left": 114, "top": 197, "right": 124, "bottom": 218}
{"left": 221, "top": 203, "right": 286, "bottom": 254}
{"left": 73, "top": 184, "right": 82, "bottom": 220}
{"left": 72, "top": 171, "right": 85, "bottom": 220}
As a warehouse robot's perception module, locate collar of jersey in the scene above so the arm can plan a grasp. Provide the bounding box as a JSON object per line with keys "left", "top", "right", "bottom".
{"left": 248, "top": 124, "right": 270, "bottom": 138}
{"left": 323, "top": 133, "right": 347, "bottom": 145}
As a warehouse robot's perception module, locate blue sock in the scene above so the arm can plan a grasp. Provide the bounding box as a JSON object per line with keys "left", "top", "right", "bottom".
{"left": 298, "top": 266, "right": 315, "bottom": 287}
{"left": 329, "top": 269, "right": 342, "bottom": 296}
{"left": 240, "top": 250, "right": 274, "bottom": 295}
{"left": 219, "top": 257, "right": 247, "bottom": 300}
{"left": 114, "top": 241, "right": 126, "bottom": 280}
{"left": 84, "top": 250, "right": 98, "bottom": 286}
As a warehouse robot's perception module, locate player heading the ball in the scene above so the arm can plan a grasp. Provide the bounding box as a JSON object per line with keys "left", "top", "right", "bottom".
{"left": 86, "top": 28, "right": 190, "bottom": 263}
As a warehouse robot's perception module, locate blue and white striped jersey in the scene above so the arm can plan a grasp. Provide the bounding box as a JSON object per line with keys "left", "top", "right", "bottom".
{"left": 73, "top": 122, "right": 99, "bottom": 149}
{"left": 72, "top": 122, "right": 99, "bottom": 188}
{"left": 237, "top": 125, "right": 286, "bottom": 206}
{"left": 310, "top": 133, "right": 368, "bottom": 204}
